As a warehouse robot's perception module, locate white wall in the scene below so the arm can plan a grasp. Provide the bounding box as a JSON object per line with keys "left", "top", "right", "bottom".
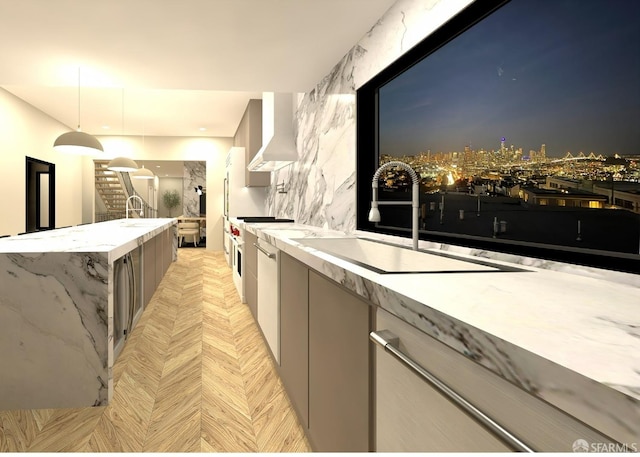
{"left": 95, "top": 135, "right": 231, "bottom": 250}
{"left": 0, "top": 88, "right": 86, "bottom": 235}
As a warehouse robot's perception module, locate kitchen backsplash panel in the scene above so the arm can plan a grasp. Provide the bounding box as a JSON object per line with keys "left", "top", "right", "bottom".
{"left": 183, "top": 161, "right": 206, "bottom": 217}
{"left": 268, "top": 0, "right": 473, "bottom": 231}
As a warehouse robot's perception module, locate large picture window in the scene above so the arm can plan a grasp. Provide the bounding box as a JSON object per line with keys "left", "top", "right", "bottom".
{"left": 357, "top": 0, "right": 640, "bottom": 273}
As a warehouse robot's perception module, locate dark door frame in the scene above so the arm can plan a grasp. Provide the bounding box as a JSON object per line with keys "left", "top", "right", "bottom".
{"left": 25, "top": 156, "right": 55, "bottom": 232}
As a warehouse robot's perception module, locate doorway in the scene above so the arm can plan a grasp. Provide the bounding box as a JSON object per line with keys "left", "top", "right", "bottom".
{"left": 26, "top": 157, "right": 55, "bottom": 232}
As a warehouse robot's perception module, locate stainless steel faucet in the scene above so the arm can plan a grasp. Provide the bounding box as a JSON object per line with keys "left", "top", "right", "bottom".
{"left": 126, "top": 195, "right": 144, "bottom": 219}
{"left": 369, "top": 161, "right": 420, "bottom": 250}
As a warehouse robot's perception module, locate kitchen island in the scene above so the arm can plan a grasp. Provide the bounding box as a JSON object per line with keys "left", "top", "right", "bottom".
{"left": 0, "top": 219, "right": 177, "bottom": 410}
{"left": 240, "top": 221, "right": 639, "bottom": 450}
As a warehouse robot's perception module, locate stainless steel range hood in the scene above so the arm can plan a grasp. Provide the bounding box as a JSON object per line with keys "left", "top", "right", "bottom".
{"left": 247, "top": 92, "right": 298, "bottom": 172}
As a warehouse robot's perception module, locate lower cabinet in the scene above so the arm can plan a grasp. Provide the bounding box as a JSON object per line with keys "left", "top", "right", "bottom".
{"left": 374, "top": 307, "right": 614, "bottom": 452}
{"left": 256, "top": 238, "right": 280, "bottom": 363}
{"left": 142, "top": 227, "right": 175, "bottom": 308}
{"left": 280, "top": 253, "right": 309, "bottom": 427}
{"left": 279, "top": 253, "right": 371, "bottom": 452}
{"left": 307, "top": 270, "right": 370, "bottom": 452}
{"left": 143, "top": 234, "right": 157, "bottom": 308}
{"left": 243, "top": 231, "right": 258, "bottom": 319}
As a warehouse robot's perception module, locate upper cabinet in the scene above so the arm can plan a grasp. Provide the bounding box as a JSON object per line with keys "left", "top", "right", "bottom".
{"left": 234, "top": 98, "right": 270, "bottom": 187}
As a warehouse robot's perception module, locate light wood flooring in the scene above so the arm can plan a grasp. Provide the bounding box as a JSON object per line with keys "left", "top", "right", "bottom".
{"left": 0, "top": 249, "right": 311, "bottom": 452}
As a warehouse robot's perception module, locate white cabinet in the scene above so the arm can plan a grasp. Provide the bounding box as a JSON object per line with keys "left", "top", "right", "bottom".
{"left": 373, "top": 307, "right": 614, "bottom": 452}
{"left": 256, "top": 238, "right": 280, "bottom": 364}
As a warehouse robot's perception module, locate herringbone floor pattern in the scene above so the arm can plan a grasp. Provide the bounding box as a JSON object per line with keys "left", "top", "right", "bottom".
{"left": 0, "top": 249, "right": 310, "bottom": 452}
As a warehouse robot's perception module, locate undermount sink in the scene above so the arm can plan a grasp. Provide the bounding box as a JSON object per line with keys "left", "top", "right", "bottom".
{"left": 290, "top": 237, "right": 523, "bottom": 274}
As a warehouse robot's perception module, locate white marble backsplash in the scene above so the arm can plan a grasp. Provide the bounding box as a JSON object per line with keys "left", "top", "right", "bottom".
{"left": 268, "top": 0, "right": 473, "bottom": 231}
{"left": 183, "top": 161, "right": 206, "bottom": 217}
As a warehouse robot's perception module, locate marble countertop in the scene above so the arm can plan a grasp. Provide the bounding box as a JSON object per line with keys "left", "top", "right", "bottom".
{"left": 0, "top": 218, "right": 177, "bottom": 262}
{"left": 240, "top": 221, "right": 640, "bottom": 444}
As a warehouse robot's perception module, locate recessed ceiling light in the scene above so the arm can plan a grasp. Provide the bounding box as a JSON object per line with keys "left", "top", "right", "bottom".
{"left": 199, "top": 127, "right": 206, "bottom": 131}
{"left": 102, "top": 125, "right": 110, "bottom": 130}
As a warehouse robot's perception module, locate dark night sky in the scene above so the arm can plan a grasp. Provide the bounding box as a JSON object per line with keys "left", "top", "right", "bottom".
{"left": 379, "top": 0, "right": 640, "bottom": 158}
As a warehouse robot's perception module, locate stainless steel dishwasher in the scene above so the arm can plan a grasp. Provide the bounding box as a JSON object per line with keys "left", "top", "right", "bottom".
{"left": 255, "top": 238, "right": 280, "bottom": 364}
{"left": 113, "top": 246, "right": 142, "bottom": 360}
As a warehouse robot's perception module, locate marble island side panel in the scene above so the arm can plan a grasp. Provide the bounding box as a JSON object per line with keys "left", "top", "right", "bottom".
{"left": 0, "top": 251, "right": 109, "bottom": 409}
{"left": 242, "top": 222, "right": 640, "bottom": 445}
{"left": 0, "top": 219, "right": 178, "bottom": 410}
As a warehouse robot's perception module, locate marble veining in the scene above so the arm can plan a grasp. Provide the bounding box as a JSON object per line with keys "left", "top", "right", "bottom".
{"left": 0, "top": 252, "right": 109, "bottom": 409}
{"left": 183, "top": 161, "right": 206, "bottom": 217}
{"left": 242, "top": 221, "right": 640, "bottom": 444}
{"left": 267, "top": 0, "right": 474, "bottom": 232}
{"left": 0, "top": 219, "right": 177, "bottom": 410}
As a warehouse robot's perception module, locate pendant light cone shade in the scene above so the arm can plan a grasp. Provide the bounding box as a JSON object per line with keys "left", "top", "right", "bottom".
{"left": 54, "top": 130, "right": 104, "bottom": 154}
{"left": 132, "top": 165, "right": 155, "bottom": 180}
{"left": 107, "top": 156, "right": 139, "bottom": 172}
{"left": 54, "top": 68, "right": 103, "bottom": 155}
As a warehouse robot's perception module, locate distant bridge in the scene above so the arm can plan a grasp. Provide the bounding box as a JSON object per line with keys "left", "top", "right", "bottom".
{"left": 548, "top": 152, "right": 606, "bottom": 163}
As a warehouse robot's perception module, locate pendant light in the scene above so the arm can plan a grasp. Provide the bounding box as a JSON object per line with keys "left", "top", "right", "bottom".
{"left": 53, "top": 68, "right": 104, "bottom": 155}
{"left": 107, "top": 88, "right": 139, "bottom": 172}
{"left": 132, "top": 165, "right": 155, "bottom": 180}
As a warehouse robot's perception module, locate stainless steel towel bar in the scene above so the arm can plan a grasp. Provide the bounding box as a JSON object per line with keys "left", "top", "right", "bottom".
{"left": 254, "top": 243, "right": 275, "bottom": 259}
{"left": 370, "top": 330, "right": 534, "bottom": 453}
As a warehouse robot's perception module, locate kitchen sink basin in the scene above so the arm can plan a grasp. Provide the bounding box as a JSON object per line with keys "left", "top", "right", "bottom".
{"left": 290, "top": 237, "right": 523, "bottom": 274}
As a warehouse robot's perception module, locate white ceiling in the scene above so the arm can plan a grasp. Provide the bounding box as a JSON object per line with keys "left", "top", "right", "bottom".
{"left": 0, "top": 0, "right": 395, "bottom": 137}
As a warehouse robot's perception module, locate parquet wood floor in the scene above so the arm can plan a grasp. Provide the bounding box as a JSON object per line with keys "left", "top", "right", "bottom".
{"left": 0, "top": 249, "right": 310, "bottom": 452}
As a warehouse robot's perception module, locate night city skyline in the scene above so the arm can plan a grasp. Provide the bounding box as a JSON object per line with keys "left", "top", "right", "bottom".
{"left": 378, "top": 0, "right": 640, "bottom": 159}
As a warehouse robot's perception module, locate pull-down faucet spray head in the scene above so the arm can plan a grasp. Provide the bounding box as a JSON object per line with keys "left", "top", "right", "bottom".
{"left": 369, "top": 160, "right": 420, "bottom": 250}
{"left": 368, "top": 185, "right": 381, "bottom": 222}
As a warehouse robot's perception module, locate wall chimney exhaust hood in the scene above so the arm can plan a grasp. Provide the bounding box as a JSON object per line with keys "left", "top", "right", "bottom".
{"left": 247, "top": 92, "right": 298, "bottom": 172}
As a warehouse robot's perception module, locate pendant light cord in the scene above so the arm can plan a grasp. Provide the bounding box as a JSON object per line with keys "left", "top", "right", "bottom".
{"left": 77, "top": 67, "right": 81, "bottom": 131}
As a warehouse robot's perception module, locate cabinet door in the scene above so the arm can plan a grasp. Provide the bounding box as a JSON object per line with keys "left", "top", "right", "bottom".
{"left": 279, "top": 252, "right": 309, "bottom": 428}
{"left": 243, "top": 231, "right": 258, "bottom": 318}
{"left": 162, "top": 226, "right": 173, "bottom": 274}
{"left": 143, "top": 235, "right": 157, "bottom": 307}
{"left": 308, "top": 271, "right": 370, "bottom": 452}
{"left": 155, "top": 232, "right": 164, "bottom": 283}
{"left": 256, "top": 240, "right": 279, "bottom": 363}
{"left": 374, "top": 307, "right": 614, "bottom": 452}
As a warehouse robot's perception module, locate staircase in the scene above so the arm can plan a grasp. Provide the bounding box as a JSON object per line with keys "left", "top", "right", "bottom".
{"left": 94, "top": 160, "right": 127, "bottom": 218}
